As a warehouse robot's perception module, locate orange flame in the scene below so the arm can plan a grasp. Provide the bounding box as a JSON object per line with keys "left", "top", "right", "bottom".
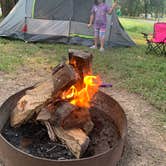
{"left": 62, "top": 75, "right": 101, "bottom": 108}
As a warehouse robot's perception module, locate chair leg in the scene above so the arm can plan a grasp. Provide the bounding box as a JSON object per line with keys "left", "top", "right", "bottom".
{"left": 153, "top": 44, "right": 162, "bottom": 55}
{"left": 164, "top": 45, "right": 166, "bottom": 56}
{"left": 145, "top": 42, "right": 153, "bottom": 54}
{"left": 145, "top": 41, "right": 166, "bottom": 56}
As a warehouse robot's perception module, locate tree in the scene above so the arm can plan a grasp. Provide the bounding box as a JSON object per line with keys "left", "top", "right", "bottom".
{"left": 0, "top": 0, "right": 18, "bottom": 17}
{"left": 119, "top": 0, "right": 166, "bottom": 18}
{"left": 144, "top": 0, "right": 150, "bottom": 19}
{"left": 150, "top": 0, "right": 166, "bottom": 20}
{"left": 120, "top": 0, "right": 144, "bottom": 17}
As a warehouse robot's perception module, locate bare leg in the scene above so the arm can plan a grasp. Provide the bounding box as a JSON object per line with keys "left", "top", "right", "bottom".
{"left": 100, "top": 37, "right": 105, "bottom": 49}
{"left": 94, "top": 37, "right": 99, "bottom": 48}
{"left": 99, "top": 29, "right": 106, "bottom": 51}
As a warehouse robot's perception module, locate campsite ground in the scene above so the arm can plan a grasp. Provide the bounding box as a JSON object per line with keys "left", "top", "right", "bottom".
{"left": 0, "top": 18, "right": 166, "bottom": 165}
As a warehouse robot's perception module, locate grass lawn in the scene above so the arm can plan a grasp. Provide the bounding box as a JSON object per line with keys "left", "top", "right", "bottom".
{"left": 0, "top": 18, "right": 165, "bottom": 114}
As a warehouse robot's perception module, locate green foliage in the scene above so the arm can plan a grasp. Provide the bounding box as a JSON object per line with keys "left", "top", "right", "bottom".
{"left": 119, "top": 0, "right": 166, "bottom": 18}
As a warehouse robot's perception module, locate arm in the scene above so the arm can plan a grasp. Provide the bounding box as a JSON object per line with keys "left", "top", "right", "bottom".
{"left": 88, "top": 14, "right": 94, "bottom": 28}
{"left": 108, "top": 0, "right": 118, "bottom": 14}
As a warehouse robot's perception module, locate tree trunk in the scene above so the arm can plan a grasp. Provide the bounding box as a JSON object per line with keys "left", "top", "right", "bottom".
{"left": 0, "top": 0, "right": 16, "bottom": 17}
{"left": 144, "top": 0, "right": 148, "bottom": 19}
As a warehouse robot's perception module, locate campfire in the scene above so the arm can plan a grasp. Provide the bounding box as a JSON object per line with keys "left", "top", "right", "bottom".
{"left": 0, "top": 50, "right": 127, "bottom": 166}
{"left": 9, "top": 49, "right": 101, "bottom": 158}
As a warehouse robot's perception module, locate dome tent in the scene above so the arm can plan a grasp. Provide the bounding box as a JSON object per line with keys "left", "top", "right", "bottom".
{"left": 0, "top": 0, "right": 135, "bottom": 47}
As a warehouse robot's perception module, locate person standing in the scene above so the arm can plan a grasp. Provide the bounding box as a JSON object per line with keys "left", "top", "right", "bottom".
{"left": 88, "top": 0, "right": 118, "bottom": 52}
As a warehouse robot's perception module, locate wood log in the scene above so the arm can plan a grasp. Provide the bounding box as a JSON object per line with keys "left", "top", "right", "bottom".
{"left": 53, "top": 126, "right": 90, "bottom": 159}
{"left": 36, "top": 108, "right": 52, "bottom": 121}
{"left": 36, "top": 101, "right": 77, "bottom": 125}
{"left": 82, "top": 120, "right": 94, "bottom": 135}
{"left": 44, "top": 121, "right": 57, "bottom": 141}
{"left": 54, "top": 102, "right": 78, "bottom": 126}
{"left": 62, "top": 108, "right": 92, "bottom": 130}
{"left": 10, "top": 79, "right": 54, "bottom": 127}
{"left": 36, "top": 101, "right": 94, "bottom": 135}
{"left": 55, "top": 102, "right": 94, "bottom": 135}
{"left": 36, "top": 98, "right": 63, "bottom": 122}
{"left": 52, "top": 63, "right": 77, "bottom": 97}
{"left": 11, "top": 63, "right": 77, "bottom": 128}
{"left": 41, "top": 120, "right": 90, "bottom": 158}
{"left": 69, "top": 49, "right": 93, "bottom": 90}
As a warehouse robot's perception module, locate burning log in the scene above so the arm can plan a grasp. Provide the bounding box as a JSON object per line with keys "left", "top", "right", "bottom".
{"left": 62, "top": 108, "right": 93, "bottom": 131}
{"left": 52, "top": 63, "right": 77, "bottom": 97}
{"left": 11, "top": 63, "right": 78, "bottom": 127}
{"left": 54, "top": 102, "right": 78, "bottom": 127}
{"left": 69, "top": 49, "right": 92, "bottom": 90}
{"left": 37, "top": 101, "right": 94, "bottom": 135}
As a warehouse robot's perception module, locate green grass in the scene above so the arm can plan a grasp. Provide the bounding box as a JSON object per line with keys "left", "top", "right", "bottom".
{"left": 119, "top": 18, "right": 154, "bottom": 44}
{"left": 120, "top": 18, "right": 154, "bottom": 34}
{"left": 0, "top": 18, "right": 166, "bottom": 114}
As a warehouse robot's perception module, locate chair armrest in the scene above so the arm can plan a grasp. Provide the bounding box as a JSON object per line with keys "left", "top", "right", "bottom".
{"left": 141, "top": 32, "right": 148, "bottom": 37}
{"left": 141, "top": 32, "right": 149, "bottom": 41}
{"left": 141, "top": 32, "right": 153, "bottom": 41}
{"left": 141, "top": 32, "right": 153, "bottom": 36}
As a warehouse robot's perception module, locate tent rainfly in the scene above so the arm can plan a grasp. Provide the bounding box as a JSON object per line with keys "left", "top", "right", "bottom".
{"left": 0, "top": 0, "right": 135, "bottom": 47}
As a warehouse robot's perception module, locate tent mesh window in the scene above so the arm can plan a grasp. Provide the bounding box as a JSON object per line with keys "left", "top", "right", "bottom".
{"left": 72, "top": 0, "right": 93, "bottom": 23}
{"left": 34, "top": 0, "right": 73, "bottom": 20}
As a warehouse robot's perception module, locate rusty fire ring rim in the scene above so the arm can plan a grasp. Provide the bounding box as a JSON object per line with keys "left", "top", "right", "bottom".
{"left": 0, "top": 87, "right": 127, "bottom": 162}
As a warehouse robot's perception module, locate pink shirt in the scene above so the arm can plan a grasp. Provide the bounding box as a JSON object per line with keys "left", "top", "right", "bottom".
{"left": 91, "top": 3, "right": 110, "bottom": 28}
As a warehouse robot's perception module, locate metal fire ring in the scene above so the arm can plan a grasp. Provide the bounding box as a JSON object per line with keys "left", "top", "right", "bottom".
{"left": 0, "top": 87, "right": 127, "bottom": 166}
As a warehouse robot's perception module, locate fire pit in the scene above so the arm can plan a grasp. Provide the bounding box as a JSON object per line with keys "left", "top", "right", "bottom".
{"left": 0, "top": 50, "right": 127, "bottom": 166}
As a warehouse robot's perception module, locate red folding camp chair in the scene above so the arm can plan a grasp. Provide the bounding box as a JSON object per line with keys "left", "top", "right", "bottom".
{"left": 142, "top": 22, "right": 166, "bottom": 56}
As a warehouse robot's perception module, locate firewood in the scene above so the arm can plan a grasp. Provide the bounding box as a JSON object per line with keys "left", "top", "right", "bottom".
{"left": 54, "top": 102, "right": 78, "bottom": 126}
{"left": 36, "top": 98, "right": 61, "bottom": 122}
{"left": 82, "top": 120, "right": 94, "bottom": 135}
{"left": 37, "top": 101, "right": 94, "bottom": 135}
{"left": 69, "top": 49, "right": 93, "bottom": 90}
{"left": 42, "top": 121, "right": 90, "bottom": 158}
{"left": 11, "top": 63, "right": 78, "bottom": 127}
{"left": 62, "top": 108, "right": 92, "bottom": 130}
{"left": 10, "top": 79, "right": 54, "bottom": 127}
{"left": 36, "top": 108, "right": 52, "bottom": 121}
{"left": 36, "top": 101, "right": 77, "bottom": 126}
{"left": 52, "top": 63, "right": 77, "bottom": 97}
{"left": 44, "top": 121, "right": 57, "bottom": 141}
{"left": 56, "top": 103, "right": 94, "bottom": 132}
{"left": 53, "top": 126, "right": 90, "bottom": 158}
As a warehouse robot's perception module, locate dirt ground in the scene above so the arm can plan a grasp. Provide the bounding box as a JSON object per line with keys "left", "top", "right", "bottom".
{"left": 0, "top": 67, "right": 166, "bottom": 166}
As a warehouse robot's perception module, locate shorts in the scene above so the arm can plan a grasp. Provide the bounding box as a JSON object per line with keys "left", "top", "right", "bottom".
{"left": 94, "top": 27, "right": 106, "bottom": 38}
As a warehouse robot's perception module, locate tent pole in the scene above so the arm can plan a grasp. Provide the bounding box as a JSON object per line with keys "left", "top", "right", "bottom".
{"left": 24, "top": 0, "right": 28, "bottom": 42}
{"left": 68, "top": 0, "right": 74, "bottom": 43}
{"left": 68, "top": 17, "right": 72, "bottom": 43}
